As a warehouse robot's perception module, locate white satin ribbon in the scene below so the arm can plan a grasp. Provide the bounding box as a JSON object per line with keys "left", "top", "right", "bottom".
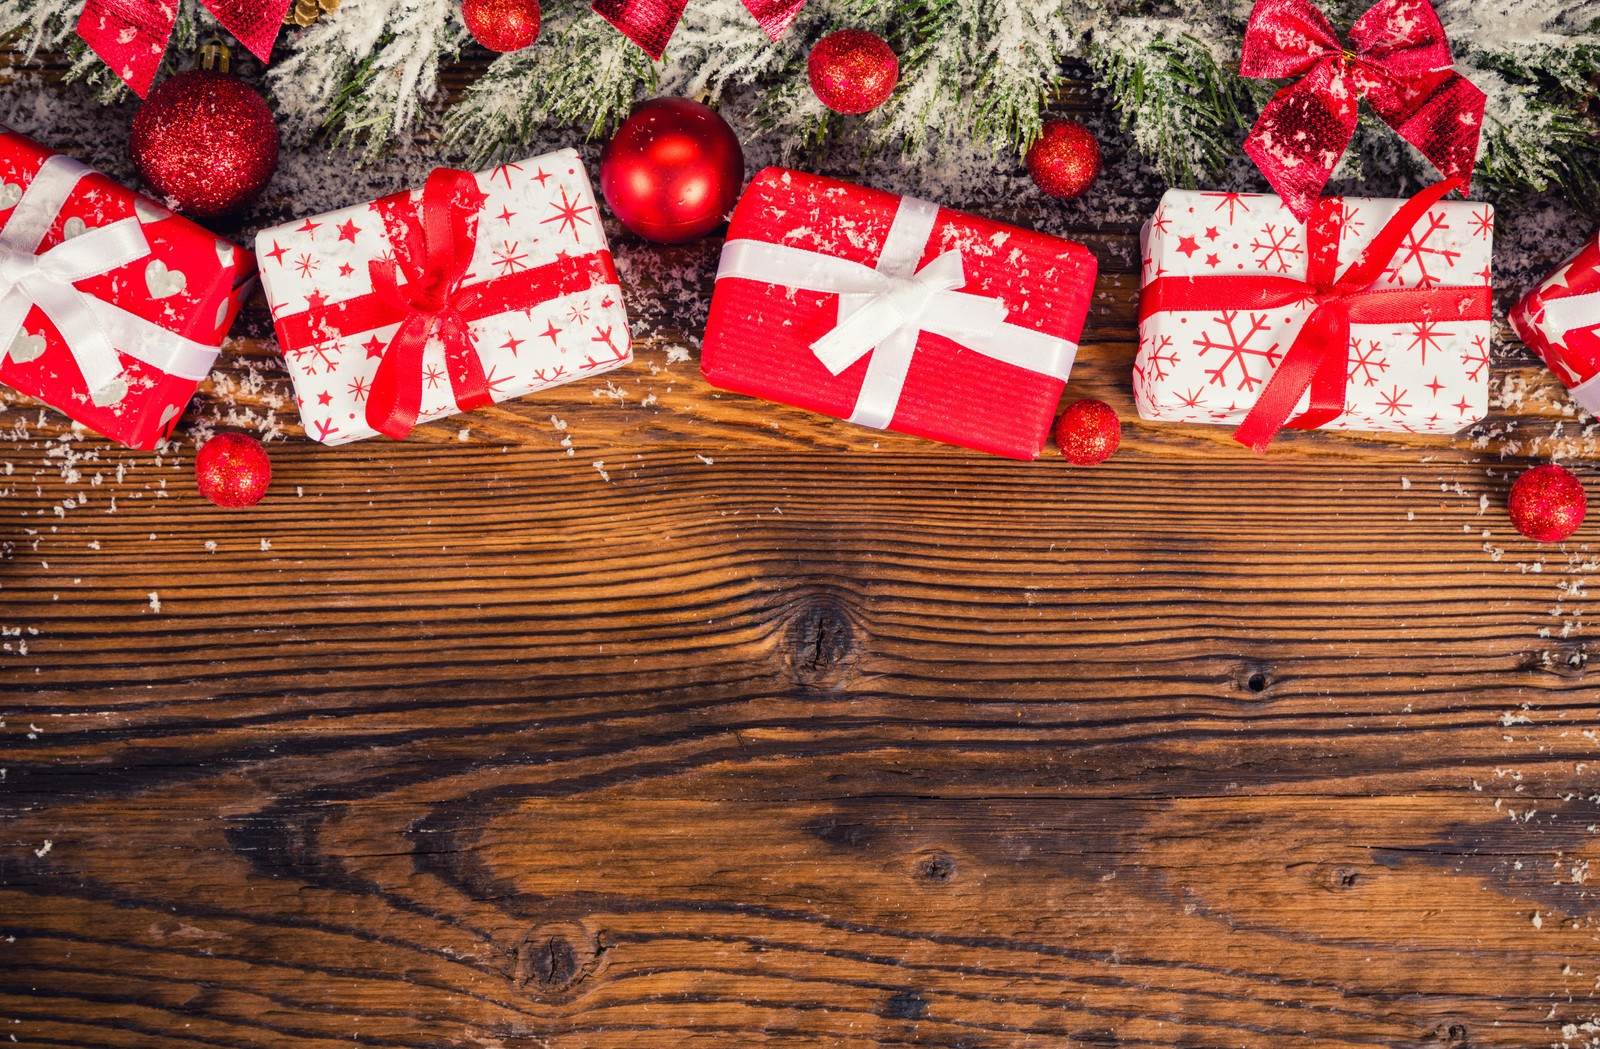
{"left": 716, "top": 195, "right": 1078, "bottom": 430}
{"left": 0, "top": 154, "right": 221, "bottom": 404}
{"left": 1542, "top": 291, "right": 1600, "bottom": 348}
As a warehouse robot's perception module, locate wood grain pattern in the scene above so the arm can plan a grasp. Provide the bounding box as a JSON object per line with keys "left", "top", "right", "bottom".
{"left": 3, "top": 48, "right": 1600, "bottom": 1049}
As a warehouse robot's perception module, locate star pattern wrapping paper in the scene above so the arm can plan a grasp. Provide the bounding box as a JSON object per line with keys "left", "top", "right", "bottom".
{"left": 1509, "top": 231, "right": 1600, "bottom": 415}
{"left": 1134, "top": 189, "right": 1493, "bottom": 436}
{"left": 255, "top": 149, "right": 630, "bottom": 445}
{"left": 0, "top": 127, "right": 256, "bottom": 449}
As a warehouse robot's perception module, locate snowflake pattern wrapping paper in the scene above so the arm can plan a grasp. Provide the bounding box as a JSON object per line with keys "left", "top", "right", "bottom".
{"left": 1134, "top": 186, "right": 1493, "bottom": 446}
{"left": 1509, "top": 231, "right": 1600, "bottom": 416}
{"left": 702, "top": 168, "right": 1097, "bottom": 460}
{"left": 255, "top": 149, "right": 629, "bottom": 445}
{"left": 0, "top": 127, "right": 256, "bottom": 449}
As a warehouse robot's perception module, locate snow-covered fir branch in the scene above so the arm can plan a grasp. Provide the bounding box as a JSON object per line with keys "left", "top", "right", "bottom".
{"left": 0, "top": 0, "right": 1593, "bottom": 204}
{"left": 268, "top": 0, "right": 468, "bottom": 158}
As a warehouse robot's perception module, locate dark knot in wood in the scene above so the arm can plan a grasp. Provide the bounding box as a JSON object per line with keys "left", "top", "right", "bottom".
{"left": 784, "top": 593, "right": 859, "bottom": 687}
{"left": 1431, "top": 1021, "right": 1469, "bottom": 1046}
{"left": 514, "top": 921, "right": 603, "bottom": 997}
{"left": 1316, "top": 863, "right": 1363, "bottom": 892}
{"left": 1233, "top": 661, "right": 1273, "bottom": 695}
{"left": 879, "top": 990, "right": 928, "bottom": 1020}
{"left": 914, "top": 850, "right": 957, "bottom": 884}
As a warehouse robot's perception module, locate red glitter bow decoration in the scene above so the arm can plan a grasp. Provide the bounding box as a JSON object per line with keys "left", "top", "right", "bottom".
{"left": 593, "top": 0, "right": 805, "bottom": 60}
{"left": 78, "top": 0, "right": 295, "bottom": 98}
{"left": 1139, "top": 178, "right": 1492, "bottom": 453}
{"left": 1240, "top": 0, "right": 1486, "bottom": 222}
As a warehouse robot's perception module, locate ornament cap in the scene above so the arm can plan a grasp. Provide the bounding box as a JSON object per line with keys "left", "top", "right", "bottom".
{"left": 198, "top": 38, "right": 232, "bottom": 73}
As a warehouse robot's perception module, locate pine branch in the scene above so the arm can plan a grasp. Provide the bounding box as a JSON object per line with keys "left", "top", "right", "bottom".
{"left": 269, "top": 0, "right": 467, "bottom": 160}
{"left": 1087, "top": 17, "right": 1255, "bottom": 188}
{"left": 0, "top": 0, "right": 82, "bottom": 59}
{"left": 439, "top": 10, "right": 652, "bottom": 167}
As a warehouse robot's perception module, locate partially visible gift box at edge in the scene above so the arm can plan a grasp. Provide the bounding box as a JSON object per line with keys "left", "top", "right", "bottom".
{"left": 0, "top": 126, "right": 256, "bottom": 449}
{"left": 702, "top": 168, "right": 1098, "bottom": 460}
{"left": 1510, "top": 229, "right": 1600, "bottom": 414}
{"left": 256, "top": 148, "right": 629, "bottom": 445}
{"left": 1133, "top": 180, "right": 1494, "bottom": 451}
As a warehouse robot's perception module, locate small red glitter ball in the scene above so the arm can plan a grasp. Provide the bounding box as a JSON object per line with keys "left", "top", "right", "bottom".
{"left": 1025, "top": 118, "right": 1101, "bottom": 201}
{"left": 463, "top": 0, "right": 541, "bottom": 52}
{"left": 196, "top": 433, "right": 272, "bottom": 509}
{"left": 808, "top": 30, "right": 899, "bottom": 115}
{"left": 1508, "top": 464, "right": 1586, "bottom": 542}
{"left": 1054, "top": 399, "right": 1121, "bottom": 465}
{"left": 130, "top": 70, "right": 279, "bottom": 219}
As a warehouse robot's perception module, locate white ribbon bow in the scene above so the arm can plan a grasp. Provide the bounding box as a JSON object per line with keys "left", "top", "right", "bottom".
{"left": 0, "top": 154, "right": 152, "bottom": 404}
{"left": 716, "top": 195, "right": 1077, "bottom": 430}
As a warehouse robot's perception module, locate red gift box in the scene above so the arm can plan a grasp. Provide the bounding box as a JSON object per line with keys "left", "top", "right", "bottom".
{"left": 1510, "top": 230, "right": 1600, "bottom": 415}
{"left": 701, "top": 168, "right": 1097, "bottom": 459}
{"left": 0, "top": 127, "right": 256, "bottom": 449}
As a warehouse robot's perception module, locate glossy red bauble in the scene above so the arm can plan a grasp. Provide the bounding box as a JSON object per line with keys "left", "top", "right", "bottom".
{"left": 1508, "top": 464, "right": 1585, "bottom": 543}
{"left": 196, "top": 433, "right": 272, "bottom": 508}
{"left": 1054, "top": 398, "right": 1121, "bottom": 465}
{"left": 599, "top": 97, "right": 744, "bottom": 244}
{"left": 1025, "top": 118, "right": 1101, "bottom": 201}
{"left": 130, "top": 70, "right": 279, "bottom": 219}
{"left": 808, "top": 29, "right": 899, "bottom": 114}
{"left": 463, "top": 0, "right": 541, "bottom": 52}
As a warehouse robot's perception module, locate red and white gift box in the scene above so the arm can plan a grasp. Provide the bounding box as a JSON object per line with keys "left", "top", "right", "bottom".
{"left": 701, "top": 168, "right": 1097, "bottom": 460}
{"left": 0, "top": 127, "right": 255, "bottom": 449}
{"left": 1510, "top": 231, "right": 1600, "bottom": 414}
{"left": 1134, "top": 182, "right": 1494, "bottom": 451}
{"left": 256, "top": 149, "right": 629, "bottom": 445}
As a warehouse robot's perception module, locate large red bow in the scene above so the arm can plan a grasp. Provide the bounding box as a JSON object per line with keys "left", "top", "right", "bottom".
{"left": 78, "top": 0, "right": 294, "bottom": 98}
{"left": 593, "top": 0, "right": 804, "bottom": 60}
{"left": 1140, "top": 178, "right": 1492, "bottom": 453}
{"left": 359, "top": 169, "right": 493, "bottom": 441}
{"left": 1240, "top": 0, "right": 1485, "bottom": 222}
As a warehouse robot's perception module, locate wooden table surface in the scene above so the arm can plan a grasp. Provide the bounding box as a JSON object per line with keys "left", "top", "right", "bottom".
{"left": 4, "top": 52, "right": 1600, "bottom": 1049}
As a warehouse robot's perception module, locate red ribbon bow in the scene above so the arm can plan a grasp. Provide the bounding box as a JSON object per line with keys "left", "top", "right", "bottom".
{"left": 593, "top": 0, "right": 804, "bottom": 60}
{"left": 78, "top": 0, "right": 294, "bottom": 98}
{"left": 1140, "top": 178, "right": 1492, "bottom": 453}
{"left": 359, "top": 169, "right": 493, "bottom": 441}
{"left": 1240, "top": 0, "right": 1486, "bottom": 222}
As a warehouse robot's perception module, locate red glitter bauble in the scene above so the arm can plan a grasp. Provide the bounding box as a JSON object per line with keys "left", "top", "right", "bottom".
{"left": 463, "top": 0, "right": 541, "bottom": 52}
{"left": 1508, "top": 464, "right": 1586, "bottom": 543}
{"left": 196, "top": 433, "right": 272, "bottom": 509}
{"left": 600, "top": 97, "right": 744, "bottom": 244}
{"left": 1025, "top": 118, "right": 1101, "bottom": 201}
{"left": 807, "top": 30, "right": 899, "bottom": 115}
{"left": 130, "top": 71, "right": 279, "bottom": 219}
{"left": 1054, "top": 398, "right": 1121, "bottom": 465}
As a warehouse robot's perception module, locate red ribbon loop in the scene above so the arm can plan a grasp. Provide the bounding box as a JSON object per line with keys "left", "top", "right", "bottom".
{"left": 592, "top": 0, "right": 805, "bottom": 59}
{"left": 357, "top": 168, "right": 494, "bottom": 441}
{"left": 78, "top": 0, "right": 293, "bottom": 98}
{"left": 1240, "top": 0, "right": 1486, "bottom": 222}
{"left": 1139, "top": 178, "right": 1492, "bottom": 454}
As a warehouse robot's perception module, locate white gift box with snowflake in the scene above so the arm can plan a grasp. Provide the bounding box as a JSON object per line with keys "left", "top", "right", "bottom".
{"left": 1133, "top": 188, "right": 1493, "bottom": 443}
{"left": 256, "top": 149, "right": 630, "bottom": 445}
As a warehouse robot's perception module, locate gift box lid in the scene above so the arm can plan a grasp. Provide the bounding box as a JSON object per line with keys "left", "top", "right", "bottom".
{"left": 702, "top": 167, "right": 1098, "bottom": 460}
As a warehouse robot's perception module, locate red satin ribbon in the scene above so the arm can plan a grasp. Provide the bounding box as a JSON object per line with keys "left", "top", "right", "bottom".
{"left": 1139, "top": 178, "right": 1492, "bottom": 454}
{"left": 78, "top": 0, "right": 294, "bottom": 98}
{"left": 1240, "top": 0, "right": 1486, "bottom": 222}
{"left": 277, "top": 168, "right": 618, "bottom": 440}
{"left": 593, "top": 0, "right": 804, "bottom": 60}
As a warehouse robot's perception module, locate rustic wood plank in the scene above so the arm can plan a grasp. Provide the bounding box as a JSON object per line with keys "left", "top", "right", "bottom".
{"left": 3, "top": 39, "right": 1600, "bottom": 1049}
